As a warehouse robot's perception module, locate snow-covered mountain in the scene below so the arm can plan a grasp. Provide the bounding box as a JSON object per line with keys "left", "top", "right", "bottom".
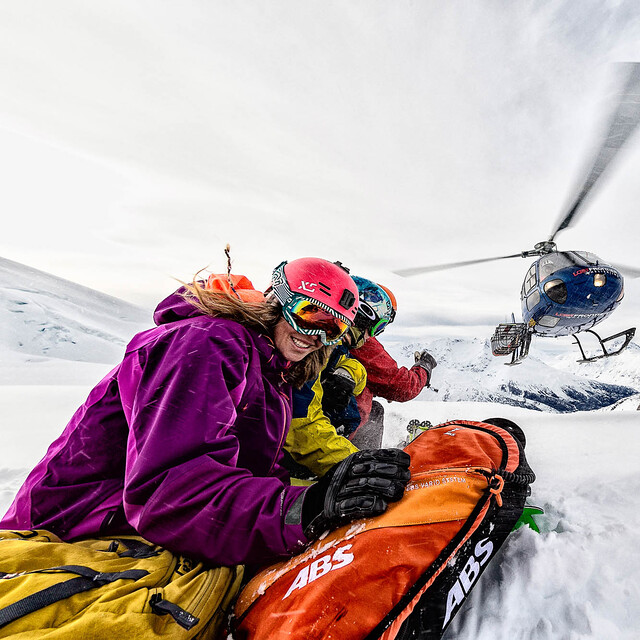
{"left": 0, "top": 257, "right": 151, "bottom": 383}
{"left": 0, "top": 256, "right": 151, "bottom": 362}
{"left": 393, "top": 336, "right": 640, "bottom": 412}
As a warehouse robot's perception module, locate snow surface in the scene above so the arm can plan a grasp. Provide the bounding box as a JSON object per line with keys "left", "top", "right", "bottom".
{"left": 1, "top": 260, "right": 639, "bottom": 639}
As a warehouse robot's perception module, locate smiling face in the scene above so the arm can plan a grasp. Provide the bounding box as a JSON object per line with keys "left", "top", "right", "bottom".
{"left": 273, "top": 317, "right": 322, "bottom": 362}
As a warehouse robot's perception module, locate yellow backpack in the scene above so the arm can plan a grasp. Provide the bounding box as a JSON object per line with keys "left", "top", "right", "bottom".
{"left": 0, "top": 530, "right": 243, "bottom": 639}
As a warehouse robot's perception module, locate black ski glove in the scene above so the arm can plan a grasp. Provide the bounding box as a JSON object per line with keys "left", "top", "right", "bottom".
{"left": 414, "top": 350, "right": 437, "bottom": 377}
{"left": 322, "top": 368, "right": 356, "bottom": 413}
{"left": 301, "top": 448, "right": 411, "bottom": 539}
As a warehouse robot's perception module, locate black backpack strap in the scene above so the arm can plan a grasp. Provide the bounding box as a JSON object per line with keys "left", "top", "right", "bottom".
{"left": 107, "top": 538, "right": 161, "bottom": 558}
{"left": 150, "top": 594, "right": 200, "bottom": 630}
{"left": 0, "top": 566, "right": 149, "bottom": 629}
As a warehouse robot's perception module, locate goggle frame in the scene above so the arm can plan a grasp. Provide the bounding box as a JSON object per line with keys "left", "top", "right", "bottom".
{"left": 282, "top": 296, "right": 350, "bottom": 346}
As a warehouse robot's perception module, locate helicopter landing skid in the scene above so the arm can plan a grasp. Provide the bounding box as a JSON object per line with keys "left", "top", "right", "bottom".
{"left": 573, "top": 327, "right": 636, "bottom": 363}
{"left": 491, "top": 322, "right": 532, "bottom": 365}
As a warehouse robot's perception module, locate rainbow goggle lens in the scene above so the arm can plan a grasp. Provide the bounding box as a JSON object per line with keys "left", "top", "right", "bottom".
{"left": 282, "top": 297, "right": 350, "bottom": 346}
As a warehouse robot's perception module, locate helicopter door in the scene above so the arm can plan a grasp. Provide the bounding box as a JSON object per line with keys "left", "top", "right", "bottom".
{"left": 526, "top": 289, "right": 541, "bottom": 310}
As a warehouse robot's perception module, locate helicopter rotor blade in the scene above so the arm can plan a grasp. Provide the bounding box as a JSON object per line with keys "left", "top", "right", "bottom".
{"left": 393, "top": 253, "right": 523, "bottom": 277}
{"left": 612, "top": 263, "right": 640, "bottom": 278}
{"left": 549, "top": 62, "right": 640, "bottom": 243}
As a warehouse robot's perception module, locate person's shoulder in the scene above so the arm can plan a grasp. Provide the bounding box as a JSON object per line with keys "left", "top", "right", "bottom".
{"left": 353, "top": 336, "right": 386, "bottom": 356}
{"left": 178, "top": 315, "right": 263, "bottom": 346}
{"left": 127, "top": 315, "right": 260, "bottom": 354}
{"left": 185, "top": 314, "right": 247, "bottom": 332}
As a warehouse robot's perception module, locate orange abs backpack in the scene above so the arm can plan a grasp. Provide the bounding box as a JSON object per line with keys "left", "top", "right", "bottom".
{"left": 233, "top": 419, "right": 534, "bottom": 640}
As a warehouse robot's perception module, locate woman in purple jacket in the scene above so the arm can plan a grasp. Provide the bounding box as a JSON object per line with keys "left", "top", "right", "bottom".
{"left": 1, "top": 257, "right": 410, "bottom": 568}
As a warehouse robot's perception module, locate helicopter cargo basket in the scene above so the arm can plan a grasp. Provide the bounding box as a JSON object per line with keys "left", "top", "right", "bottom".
{"left": 491, "top": 322, "right": 532, "bottom": 365}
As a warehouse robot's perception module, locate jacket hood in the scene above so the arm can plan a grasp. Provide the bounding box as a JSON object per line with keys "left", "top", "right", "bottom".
{"left": 154, "top": 276, "right": 267, "bottom": 327}
{"left": 153, "top": 288, "right": 205, "bottom": 326}
{"left": 151, "top": 287, "right": 288, "bottom": 369}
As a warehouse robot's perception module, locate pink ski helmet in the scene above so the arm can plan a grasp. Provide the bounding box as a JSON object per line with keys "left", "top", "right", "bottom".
{"left": 271, "top": 258, "right": 359, "bottom": 345}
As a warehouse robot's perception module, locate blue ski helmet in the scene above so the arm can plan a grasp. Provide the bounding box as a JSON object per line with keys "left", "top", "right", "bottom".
{"left": 352, "top": 276, "right": 396, "bottom": 337}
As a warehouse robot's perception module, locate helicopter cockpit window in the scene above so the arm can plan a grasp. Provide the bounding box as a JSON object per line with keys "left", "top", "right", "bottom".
{"left": 538, "top": 252, "right": 578, "bottom": 280}
{"left": 573, "top": 251, "right": 601, "bottom": 265}
{"left": 526, "top": 290, "right": 540, "bottom": 311}
{"left": 543, "top": 279, "right": 568, "bottom": 304}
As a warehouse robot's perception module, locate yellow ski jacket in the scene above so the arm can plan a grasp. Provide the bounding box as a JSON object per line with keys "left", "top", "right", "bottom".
{"left": 285, "top": 354, "right": 366, "bottom": 477}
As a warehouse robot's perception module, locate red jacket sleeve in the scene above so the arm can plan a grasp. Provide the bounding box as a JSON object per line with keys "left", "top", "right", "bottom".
{"left": 351, "top": 337, "right": 430, "bottom": 403}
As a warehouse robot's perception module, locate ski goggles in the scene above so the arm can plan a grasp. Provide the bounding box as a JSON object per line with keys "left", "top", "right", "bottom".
{"left": 282, "top": 296, "right": 350, "bottom": 346}
{"left": 356, "top": 301, "right": 396, "bottom": 337}
{"left": 369, "top": 316, "right": 391, "bottom": 337}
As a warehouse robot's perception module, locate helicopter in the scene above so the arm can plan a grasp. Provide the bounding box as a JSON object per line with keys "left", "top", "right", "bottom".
{"left": 394, "top": 62, "right": 640, "bottom": 365}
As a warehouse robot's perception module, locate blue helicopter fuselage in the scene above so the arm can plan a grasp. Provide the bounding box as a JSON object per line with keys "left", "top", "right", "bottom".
{"left": 520, "top": 251, "right": 624, "bottom": 337}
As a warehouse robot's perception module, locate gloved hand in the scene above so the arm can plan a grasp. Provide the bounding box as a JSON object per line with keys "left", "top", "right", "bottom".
{"left": 301, "top": 449, "right": 411, "bottom": 539}
{"left": 322, "top": 368, "right": 356, "bottom": 413}
{"left": 414, "top": 350, "right": 437, "bottom": 377}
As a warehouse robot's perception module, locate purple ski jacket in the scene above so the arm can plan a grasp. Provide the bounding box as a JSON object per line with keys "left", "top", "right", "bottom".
{"left": 1, "top": 290, "right": 310, "bottom": 566}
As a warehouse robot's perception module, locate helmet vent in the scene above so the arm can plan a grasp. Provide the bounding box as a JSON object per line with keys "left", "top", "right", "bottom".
{"left": 318, "top": 281, "right": 331, "bottom": 296}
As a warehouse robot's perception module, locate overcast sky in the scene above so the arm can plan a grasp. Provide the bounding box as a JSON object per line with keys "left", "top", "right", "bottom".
{"left": 2, "top": 0, "right": 640, "bottom": 310}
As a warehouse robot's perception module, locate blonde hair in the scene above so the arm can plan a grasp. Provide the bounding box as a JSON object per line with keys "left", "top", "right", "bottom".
{"left": 183, "top": 279, "right": 332, "bottom": 388}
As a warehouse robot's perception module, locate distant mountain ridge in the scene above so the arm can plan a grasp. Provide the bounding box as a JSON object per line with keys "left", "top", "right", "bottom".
{"left": 398, "top": 337, "right": 639, "bottom": 413}
{"left": 0, "top": 256, "right": 151, "bottom": 364}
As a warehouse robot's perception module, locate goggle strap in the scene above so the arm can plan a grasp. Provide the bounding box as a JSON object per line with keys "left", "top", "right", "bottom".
{"left": 271, "top": 262, "right": 294, "bottom": 308}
